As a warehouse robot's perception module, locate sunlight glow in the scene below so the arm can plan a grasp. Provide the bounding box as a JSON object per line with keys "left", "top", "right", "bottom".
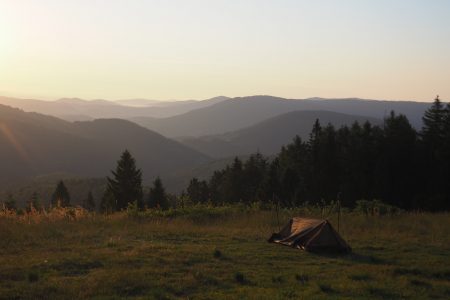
{"left": 0, "top": 1, "right": 449, "bottom": 101}
{"left": 0, "top": 123, "right": 30, "bottom": 162}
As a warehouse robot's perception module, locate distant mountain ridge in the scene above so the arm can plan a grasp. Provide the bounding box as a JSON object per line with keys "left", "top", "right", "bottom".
{"left": 0, "top": 96, "right": 230, "bottom": 120}
{"left": 0, "top": 104, "right": 210, "bottom": 185}
{"left": 178, "top": 110, "right": 382, "bottom": 158}
{"left": 131, "top": 95, "right": 428, "bottom": 137}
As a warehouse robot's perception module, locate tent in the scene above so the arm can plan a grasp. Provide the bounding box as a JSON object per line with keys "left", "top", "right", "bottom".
{"left": 268, "top": 217, "right": 351, "bottom": 253}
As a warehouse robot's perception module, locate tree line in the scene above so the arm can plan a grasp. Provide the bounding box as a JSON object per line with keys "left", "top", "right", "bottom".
{"left": 185, "top": 96, "right": 450, "bottom": 211}
{"left": 3, "top": 96, "right": 449, "bottom": 212}
{"left": 99, "top": 150, "right": 170, "bottom": 213}
{"left": 1, "top": 151, "right": 170, "bottom": 213}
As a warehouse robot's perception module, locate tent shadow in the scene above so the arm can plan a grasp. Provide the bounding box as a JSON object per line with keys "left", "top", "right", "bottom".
{"left": 309, "top": 251, "right": 387, "bottom": 265}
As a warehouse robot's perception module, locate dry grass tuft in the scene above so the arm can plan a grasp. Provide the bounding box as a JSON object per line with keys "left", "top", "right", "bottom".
{"left": 0, "top": 206, "right": 91, "bottom": 223}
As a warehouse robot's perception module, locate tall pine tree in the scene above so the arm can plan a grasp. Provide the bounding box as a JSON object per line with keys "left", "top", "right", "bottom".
{"left": 422, "top": 95, "right": 446, "bottom": 148}
{"left": 51, "top": 181, "right": 70, "bottom": 208}
{"left": 100, "top": 189, "right": 116, "bottom": 214}
{"left": 27, "top": 192, "right": 41, "bottom": 212}
{"left": 106, "top": 150, "right": 143, "bottom": 211}
{"left": 420, "top": 96, "right": 447, "bottom": 209}
{"left": 82, "top": 191, "right": 96, "bottom": 212}
{"left": 186, "top": 178, "right": 209, "bottom": 204}
{"left": 148, "top": 177, "right": 169, "bottom": 210}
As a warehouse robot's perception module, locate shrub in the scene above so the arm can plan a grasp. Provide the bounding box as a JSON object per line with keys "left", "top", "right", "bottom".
{"left": 354, "top": 199, "right": 402, "bottom": 216}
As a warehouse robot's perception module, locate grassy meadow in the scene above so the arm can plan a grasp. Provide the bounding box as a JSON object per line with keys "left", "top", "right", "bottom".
{"left": 0, "top": 206, "right": 449, "bottom": 299}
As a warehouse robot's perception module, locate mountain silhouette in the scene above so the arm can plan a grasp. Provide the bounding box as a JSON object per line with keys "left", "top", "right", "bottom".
{"left": 130, "top": 96, "right": 428, "bottom": 137}
{"left": 0, "top": 96, "right": 229, "bottom": 120}
{"left": 0, "top": 104, "right": 209, "bottom": 185}
{"left": 178, "top": 110, "right": 381, "bottom": 157}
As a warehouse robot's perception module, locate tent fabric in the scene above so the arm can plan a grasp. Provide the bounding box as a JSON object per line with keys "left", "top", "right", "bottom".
{"left": 268, "top": 217, "right": 351, "bottom": 253}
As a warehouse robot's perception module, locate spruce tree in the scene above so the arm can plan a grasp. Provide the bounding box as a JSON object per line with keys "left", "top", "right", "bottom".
{"left": 148, "top": 177, "right": 169, "bottom": 210}
{"left": 187, "top": 178, "right": 209, "bottom": 204}
{"left": 100, "top": 189, "right": 116, "bottom": 214}
{"left": 422, "top": 95, "right": 445, "bottom": 145}
{"left": 444, "top": 102, "right": 450, "bottom": 209}
{"left": 229, "top": 157, "right": 244, "bottom": 202}
{"left": 260, "top": 158, "right": 280, "bottom": 203}
{"left": 82, "top": 191, "right": 96, "bottom": 212}
{"left": 420, "top": 97, "right": 448, "bottom": 209}
{"left": 27, "top": 192, "right": 41, "bottom": 212}
{"left": 382, "top": 111, "right": 417, "bottom": 208}
{"left": 242, "top": 152, "right": 267, "bottom": 203}
{"left": 51, "top": 181, "right": 70, "bottom": 207}
{"left": 309, "top": 119, "right": 322, "bottom": 146}
{"left": 106, "top": 150, "right": 143, "bottom": 211}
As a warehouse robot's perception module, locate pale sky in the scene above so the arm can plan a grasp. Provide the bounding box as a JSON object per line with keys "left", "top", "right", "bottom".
{"left": 0, "top": 0, "right": 449, "bottom": 101}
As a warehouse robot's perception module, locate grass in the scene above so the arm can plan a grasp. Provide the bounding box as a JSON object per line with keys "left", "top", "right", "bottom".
{"left": 0, "top": 207, "right": 449, "bottom": 299}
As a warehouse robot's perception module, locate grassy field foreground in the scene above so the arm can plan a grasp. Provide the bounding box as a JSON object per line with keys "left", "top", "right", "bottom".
{"left": 0, "top": 207, "right": 449, "bottom": 299}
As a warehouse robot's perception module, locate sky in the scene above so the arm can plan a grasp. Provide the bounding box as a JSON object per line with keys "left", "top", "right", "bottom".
{"left": 0, "top": 0, "right": 449, "bottom": 102}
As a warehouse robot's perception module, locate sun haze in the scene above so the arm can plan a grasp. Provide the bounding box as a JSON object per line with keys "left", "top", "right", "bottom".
{"left": 0, "top": 0, "right": 449, "bottom": 101}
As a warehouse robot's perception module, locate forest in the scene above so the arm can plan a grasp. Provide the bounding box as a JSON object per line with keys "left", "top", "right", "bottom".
{"left": 2, "top": 97, "right": 449, "bottom": 213}
{"left": 184, "top": 96, "right": 450, "bottom": 211}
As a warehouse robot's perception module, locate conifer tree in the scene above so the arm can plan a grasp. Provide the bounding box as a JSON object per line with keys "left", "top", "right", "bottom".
{"left": 82, "top": 191, "right": 96, "bottom": 212}
{"left": 420, "top": 97, "right": 448, "bottom": 208}
{"left": 381, "top": 111, "right": 417, "bottom": 208}
{"left": 148, "top": 177, "right": 169, "bottom": 210}
{"left": 186, "top": 178, "right": 209, "bottom": 204}
{"left": 309, "top": 119, "right": 322, "bottom": 146}
{"left": 208, "top": 170, "right": 226, "bottom": 206}
{"left": 100, "top": 189, "right": 115, "bottom": 214}
{"left": 27, "top": 192, "right": 41, "bottom": 212}
{"left": 262, "top": 158, "right": 281, "bottom": 203}
{"left": 242, "top": 152, "right": 267, "bottom": 203}
{"left": 51, "top": 181, "right": 70, "bottom": 207}
{"left": 440, "top": 102, "right": 450, "bottom": 159}
{"left": 106, "top": 150, "right": 143, "bottom": 211}
{"left": 422, "top": 95, "right": 445, "bottom": 145}
{"left": 231, "top": 157, "right": 244, "bottom": 202}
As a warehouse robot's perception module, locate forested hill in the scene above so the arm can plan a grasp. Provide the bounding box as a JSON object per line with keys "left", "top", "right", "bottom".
{"left": 179, "top": 110, "right": 381, "bottom": 158}
{"left": 182, "top": 98, "right": 450, "bottom": 211}
{"left": 0, "top": 104, "right": 209, "bottom": 184}
{"left": 130, "top": 96, "right": 429, "bottom": 137}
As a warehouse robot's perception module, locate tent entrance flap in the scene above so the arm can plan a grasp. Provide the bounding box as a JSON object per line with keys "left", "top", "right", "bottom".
{"left": 269, "top": 217, "right": 351, "bottom": 253}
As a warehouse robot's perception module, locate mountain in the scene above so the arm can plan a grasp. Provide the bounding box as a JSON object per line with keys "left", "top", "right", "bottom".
{"left": 116, "top": 96, "right": 229, "bottom": 110}
{"left": 130, "top": 96, "right": 429, "bottom": 138}
{"left": 178, "top": 110, "right": 381, "bottom": 158}
{"left": 0, "top": 96, "right": 229, "bottom": 120}
{"left": 0, "top": 104, "right": 210, "bottom": 185}
{"left": 115, "top": 99, "right": 168, "bottom": 107}
{"left": 301, "top": 97, "right": 428, "bottom": 128}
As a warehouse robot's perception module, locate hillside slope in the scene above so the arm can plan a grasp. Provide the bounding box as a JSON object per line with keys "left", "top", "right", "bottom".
{"left": 0, "top": 104, "right": 209, "bottom": 184}
{"left": 178, "top": 110, "right": 381, "bottom": 157}
{"left": 0, "top": 96, "right": 229, "bottom": 120}
{"left": 131, "top": 96, "right": 429, "bottom": 137}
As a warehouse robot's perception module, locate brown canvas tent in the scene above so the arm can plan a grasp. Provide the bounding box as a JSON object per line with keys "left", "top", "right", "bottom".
{"left": 269, "top": 217, "right": 351, "bottom": 253}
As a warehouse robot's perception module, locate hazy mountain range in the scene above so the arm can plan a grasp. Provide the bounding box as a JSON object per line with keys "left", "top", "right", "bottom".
{"left": 178, "top": 110, "right": 381, "bottom": 158}
{"left": 0, "top": 94, "right": 432, "bottom": 197}
{"left": 0, "top": 104, "right": 209, "bottom": 185}
{"left": 130, "top": 96, "right": 429, "bottom": 137}
{"left": 0, "top": 96, "right": 229, "bottom": 120}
